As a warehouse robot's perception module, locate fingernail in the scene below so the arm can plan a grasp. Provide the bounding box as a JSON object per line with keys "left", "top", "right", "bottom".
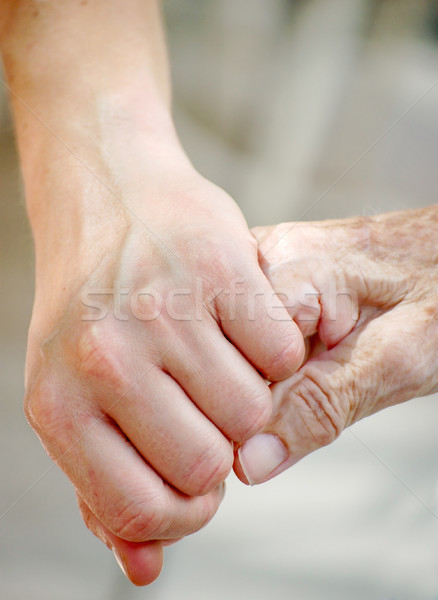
{"left": 238, "top": 433, "right": 288, "bottom": 485}
{"left": 113, "top": 548, "right": 128, "bottom": 578}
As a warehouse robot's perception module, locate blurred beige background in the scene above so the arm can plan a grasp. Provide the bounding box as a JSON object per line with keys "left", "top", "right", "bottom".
{"left": 1, "top": 0, "right": 438, "bottom": 598}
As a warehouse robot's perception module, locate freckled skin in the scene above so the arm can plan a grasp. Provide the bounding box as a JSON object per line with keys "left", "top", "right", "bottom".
{"left": 234, "top": 206, "right": 438, "bottom": 485}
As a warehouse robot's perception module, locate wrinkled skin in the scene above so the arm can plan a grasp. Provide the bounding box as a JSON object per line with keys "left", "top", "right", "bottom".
{"left": 235, "top": 206, "right": 438, "bottom": 485}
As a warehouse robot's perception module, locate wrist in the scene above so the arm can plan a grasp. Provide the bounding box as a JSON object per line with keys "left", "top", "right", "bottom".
{"left": 17, "top": 82, "right": 180, "bottom": 193}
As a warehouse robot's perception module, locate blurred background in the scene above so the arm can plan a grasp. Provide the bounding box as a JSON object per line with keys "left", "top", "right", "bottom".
{"left": 1, "top": 0, "right": 438, "bottom": 598}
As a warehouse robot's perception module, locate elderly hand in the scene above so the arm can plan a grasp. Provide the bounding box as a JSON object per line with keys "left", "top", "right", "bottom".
{"left": 235, "top": 207, "right": 438, "bottom": 485}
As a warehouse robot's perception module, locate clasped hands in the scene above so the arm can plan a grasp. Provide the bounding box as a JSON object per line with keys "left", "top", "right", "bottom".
{"left": 3, "top": 0, "right": 437, "bottom": 587}
{"left": 24, "top": 157, "right": 438, "bottom": 586}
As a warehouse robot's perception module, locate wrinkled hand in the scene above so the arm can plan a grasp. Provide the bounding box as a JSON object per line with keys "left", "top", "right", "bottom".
{"left": 24, "top": 133, "right": 304, "bottom": 584}
{"left": 235, "top": 207, "right": 438, "bottom": 485}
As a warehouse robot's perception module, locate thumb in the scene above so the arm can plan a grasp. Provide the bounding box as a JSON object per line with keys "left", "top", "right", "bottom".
{"left": 234, "top": 306, "right": 416, "bottom": 485}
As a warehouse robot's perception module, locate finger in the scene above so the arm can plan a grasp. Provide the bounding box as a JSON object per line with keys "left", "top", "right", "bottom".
{"left": 214, "top": 264, "right": 305, "bottom": 381}
{"left": 319, "top": 288, "right": 358, "bottom": 348}
{"left": 107, "top": 365, "right": 234, "bottom": 496}
{"left": 82, "top": 419, "right": 226, "bottom": 540}
{"left": 77, "top": 493, "right": 164, "bottom": 586}
{"left": 161, "top": 317, "right": 273, "bottom": 443}
{"left": 235, "top": 304, "right": 427, "bottom": 485}
{"left": 25, "top": 382, "right": 226, "bottom": 541}
{"left": 73, "top": 318, "right": 234, "bottom": 497}
{"left": 259, "top": 256, "right": 358, "bottom": 347}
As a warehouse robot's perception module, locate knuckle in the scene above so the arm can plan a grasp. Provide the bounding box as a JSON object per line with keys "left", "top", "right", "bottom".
{"left": 76, "top": 322, "right": 127, "bottom": 392}
{"left": 264, "top": 331, "right": 304, "bottom": 380}
{"left": 24, "top": 375, "right": 95, "bottom": 459}
{"left": 132, "top": 287, "right": 162, "bottom": 322}
{"left": 206, "top": 255, "right": 236, "bottom": 286}
{"left": 24, "top": 377, "right": 65, "bottom": 439}
{"left": 193, "top": 239, "right": 241, "bottom": 284}
{"left": 293, "top": 369, "right": 346, "bottom": 449}
{"left": 228, "top": 387, "right": 272, "bottom": 441}
{"left": 180, "top": 439, "right": 233, "bottom": 496}
{"left": 110, "top": 496, "right": 167, "bottom": 542}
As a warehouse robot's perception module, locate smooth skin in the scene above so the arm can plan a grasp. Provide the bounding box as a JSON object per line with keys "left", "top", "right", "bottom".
{"left": 0, "top": 0, "right": 304, "bottom": 586}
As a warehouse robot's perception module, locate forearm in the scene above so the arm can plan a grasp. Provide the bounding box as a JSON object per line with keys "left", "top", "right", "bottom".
{"left": 0, "top": 0, "right": 179, "bottom": 218}
{"left": 0, "top": 0, "right": 171, "bottom": 116}
{"left": 0, "top": 1, "right": 189, "bottom": 306}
